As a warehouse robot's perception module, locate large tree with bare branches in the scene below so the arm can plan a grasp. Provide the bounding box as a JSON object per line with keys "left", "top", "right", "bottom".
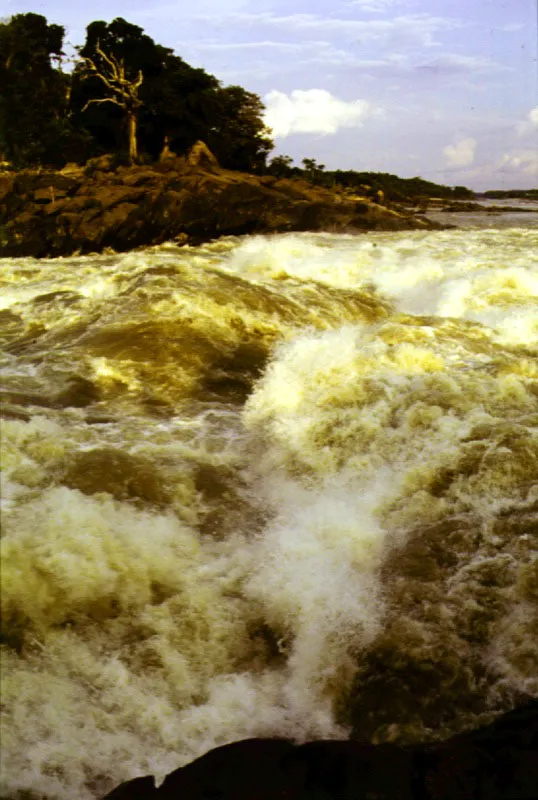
{"left": 80, "top": 43, "right": 143, "bottom": 163}
{"left": 2, "top": 14, "right": 273, "bottom": 170}
{"left": 70, "top": 18, "right": 157, "bottom": 162}
{"left": 71, "top": 17, "right": 273, "bottom": 169}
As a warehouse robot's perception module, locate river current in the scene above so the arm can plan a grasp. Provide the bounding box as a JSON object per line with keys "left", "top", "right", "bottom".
{"left": 1, "top": 221, "right": 537, "bottom": 799}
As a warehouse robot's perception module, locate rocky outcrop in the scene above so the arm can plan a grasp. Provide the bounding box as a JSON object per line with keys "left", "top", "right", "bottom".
{"left": 0, "top": 159, "right": 441, "bottom": 258}
{"left": 186, "top": 140, "right": 219, "bottom": 167}
{"left": 102, "top": 699, "right": 538, "bottom": 800}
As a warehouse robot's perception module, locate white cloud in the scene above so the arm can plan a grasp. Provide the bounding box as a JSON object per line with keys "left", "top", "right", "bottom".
{"left": 499, "top": 150, "right": 538, "bottom": 177}
{"left": 515, "top": 106, "right": 538, "bottom": 137}
{"left": 416, "top": 54, "right": 508, "bottom": 75}
{"left": 183, "top": 40, "right": 310, "bottom": 52}
{"left": 454, "top": 148, "right": 538, "bottom": 189}
{"left": 263, "top": 89, "right": 377, "bottom": 137}
{"left": 443, "top": 137, "right": 477, "bottom": 167}
{"left": 204, "top": 12, "right": 458, "bottom": 48}
{"left": 500, "top": 23, "right": 525, "bottom": 33}
{"left": 347, "top": 0, "right": 399, "bottom": 12}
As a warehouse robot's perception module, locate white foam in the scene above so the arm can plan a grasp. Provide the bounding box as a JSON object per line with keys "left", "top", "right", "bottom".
{"left": 221, "top": 230, "right": 538, "bottom": 344}
{"left": 1, "top": 227, "right": 537, "bottom": 798}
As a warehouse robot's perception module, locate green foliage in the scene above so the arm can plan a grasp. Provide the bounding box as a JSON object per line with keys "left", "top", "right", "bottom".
{"left": 207, "top": 86, "right": 273, "bottom": 172}
{"left": 267, "top": 155, "right": 295, "bottom": 178}
{"left": 0, "top": 13, "right": 79, "bottom": 167}
{"left": 68, "top": 17, "right": 273, "bottom": 168}
{"left": 140, "top": 49, "right": 221, "bottom": 158}
{"left": 483, "top": 188, "right": 538, "bottom": 199}
{"left": 453, "top": 185, "right": 474, "bottom": 199}
{"left": 273, "top": 160, "right": 474, "bottom": 199}
{"left": 0, "top": 11, "right": 479, "bottom": 193}
{"left": 300, "top": 158, "right": 331, "bottom": 186}
{"left": 327, "top": 170, "right": 474, "bottom": 200}
{"left": 70, "top": 18, "right": 162, "bottom": 158}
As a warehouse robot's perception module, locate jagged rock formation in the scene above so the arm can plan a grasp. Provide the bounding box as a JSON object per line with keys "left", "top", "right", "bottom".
{"left": 102, "top": 700, "right": 538, "bottom": 800}
{"left": 0, "top": 160, "right": 441, "bottom": 258}
{"left": 186, "top": 140, "right": 219, "bottom": 167}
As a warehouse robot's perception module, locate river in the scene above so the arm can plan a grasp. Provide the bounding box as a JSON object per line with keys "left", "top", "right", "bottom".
{"left": 1, "top": 219, "right": 537, "bottom": 799}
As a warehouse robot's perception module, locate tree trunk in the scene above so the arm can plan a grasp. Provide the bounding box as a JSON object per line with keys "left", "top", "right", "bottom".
{"left": 128, "top": 112, "right": 138, "bottom": 164}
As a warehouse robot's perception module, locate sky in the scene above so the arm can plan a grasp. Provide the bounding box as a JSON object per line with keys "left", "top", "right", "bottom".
{"left": 3, "top": 0, "right": 538, "bottom": 190}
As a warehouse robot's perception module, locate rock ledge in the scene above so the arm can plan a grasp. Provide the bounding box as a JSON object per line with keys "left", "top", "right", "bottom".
{"left": 103, "top": 700, "right": 538, "bottom": 800}
{"left": 0, "top": 160, "right": 441, "bottom": 258}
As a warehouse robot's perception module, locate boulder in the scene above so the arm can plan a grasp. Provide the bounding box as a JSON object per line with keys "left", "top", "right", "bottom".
{"left": 85, "top": 154, "right": 121, "bottom": 173}
{"left": 33, "top": 187, "right": 55, "bottom": 204}
{"left": 101, "top": 699, "right": 538, "bottom": 800}
{"left": 186, "top": 140, "right": 219, "bottom": 167}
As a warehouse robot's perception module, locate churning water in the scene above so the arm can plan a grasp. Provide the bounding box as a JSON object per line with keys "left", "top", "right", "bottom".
{"left": 1, "top": 223, "right": 537, "bottom": 799}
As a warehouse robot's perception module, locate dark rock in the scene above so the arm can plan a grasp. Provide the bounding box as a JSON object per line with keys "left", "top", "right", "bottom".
{"left": 31, "top": 174, "right": 81, "bottom": 194}
{"left": 95, "top": 186, "right": 145, "bottom": 211}
{"left": 0, "top": 174, "right": 15, "bottom": 204}
{"left": 104, "top": 776, "right": 157, "bottom": 800}
{"left": 85, "top": 154, "right": 121, "bottom": 173}
{"left": 33, "top": 187, "right": 55, "bottom": 204}
{"left": 158, "top": 739, "right": 300, "bottom": 800}
{"left": 101, "top": 699, "right": 538, "bottom": 800}
{"left": 186, "top": 140, "right": 219, "bottom": 167}
{"left": 0, "top": 164, "right": 444, "bottom": 259}
{"left": 63, "top": 447, "right": 170, "bottom": 505}
{"left": 54, "top": 375, "right": 101, "bottom": 408}
{"left": 121, "top": 170, "right": 162, "bottom": 187}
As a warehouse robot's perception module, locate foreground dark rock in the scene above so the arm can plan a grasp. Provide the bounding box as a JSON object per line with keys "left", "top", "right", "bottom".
{"left": 0, "top": 158, "right": 441, "bottom": 258}
{"left": 103, "top": 699, "right": 538, "bottom": 800}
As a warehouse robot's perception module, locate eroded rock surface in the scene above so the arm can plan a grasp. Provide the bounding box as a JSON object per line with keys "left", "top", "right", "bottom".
{"left": 0, "top": 160, "right": 440, "bottom": 258}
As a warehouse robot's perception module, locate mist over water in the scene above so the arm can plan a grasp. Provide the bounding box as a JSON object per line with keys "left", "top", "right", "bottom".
{"left": 1, "top": 224, "right": 537, "bottom": 799}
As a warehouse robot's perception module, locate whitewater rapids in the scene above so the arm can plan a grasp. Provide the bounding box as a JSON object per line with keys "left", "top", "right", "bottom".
{"left": 1, "top": 225, "right": 537, "bottom": 799}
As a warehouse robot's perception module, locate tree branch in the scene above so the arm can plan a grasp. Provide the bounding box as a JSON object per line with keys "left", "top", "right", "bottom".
{"left": 95, "top": 43, "right": 121, "bottom": 83}
{"left": 79, "top": 48, "right": 143, "bottom": 108}
{"left": 82, "top": 96, "right": 125, "bottom": 112}
{"left": 81, "top": 55, "right": 117, "bottom": 94}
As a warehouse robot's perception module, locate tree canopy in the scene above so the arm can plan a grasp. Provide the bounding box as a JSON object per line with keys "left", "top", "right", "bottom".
{"left": 0, "top": 13, "right": 274, "bottom": 171}
{"left": 0, "top": 12, "right": 475, "bottom": 199}
{"left": 0, "top": 13, "right": 75, "bottom": 166}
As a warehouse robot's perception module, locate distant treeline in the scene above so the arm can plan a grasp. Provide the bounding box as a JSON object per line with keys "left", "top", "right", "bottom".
{"left": 0, "top": 13, "right": 474, "bottom": 202}
{"left": 266, "top": 156, "right": 475, "bottom": 200}
{"left": 328, "top": 170, "right": 474, "bottom": 201}
{"left": 482, "top": 189, "right": 538, "bottom": 199}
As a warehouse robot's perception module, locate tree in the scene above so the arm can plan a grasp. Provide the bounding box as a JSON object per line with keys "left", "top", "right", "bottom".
{"left": 72, "top": 18, "right": 159, "bottom": 162}
{"left": 0, "top": 13, "right": 72, "bottom": 166}
{"left": 1, "top": 13, "right": 275, "bottom": 171}
{"left": 267, "top": 154, "right": 295, "bottom": 178}
{"left": 206, "top": 86, "right": 273, "bottom": 172}
{"left": 301, "top": 157, "right": 327, "bottom": 184}
{"left": 71, "top": 18, "right": 222, "bottom": 162}
{"left": 141, "top": 51, "right": 220, "bottom": 159}
{"left": 79, "top": 43, "right": 144, "bottom": 163}
{"left": 453, "top": 185, "right": 474, "bottom": 199}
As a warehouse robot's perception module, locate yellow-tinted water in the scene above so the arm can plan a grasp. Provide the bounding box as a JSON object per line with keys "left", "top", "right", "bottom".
{"left": 1, "top": 228, "right": 537, "bottom": 798}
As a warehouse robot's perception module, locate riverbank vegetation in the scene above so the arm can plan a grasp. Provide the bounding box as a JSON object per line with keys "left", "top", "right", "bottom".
{"left": 2, "top": 12, "right": 475, "bottom": 203}
{"left": 0, "top": 14, "right": 272, "bottom": 173}
{"left": 266, "top": 156, "right": 475, "bottom": 201}
{"left": 483, "top": 189, "right": 538, "bottom": 200}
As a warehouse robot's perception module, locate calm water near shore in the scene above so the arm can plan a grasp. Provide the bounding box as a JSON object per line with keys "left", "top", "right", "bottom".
{"left": 1, "top": 216, "right": 537, "bottom": 799}
{"left": 424, "top": 198, "right": 538, "bottom": 229}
